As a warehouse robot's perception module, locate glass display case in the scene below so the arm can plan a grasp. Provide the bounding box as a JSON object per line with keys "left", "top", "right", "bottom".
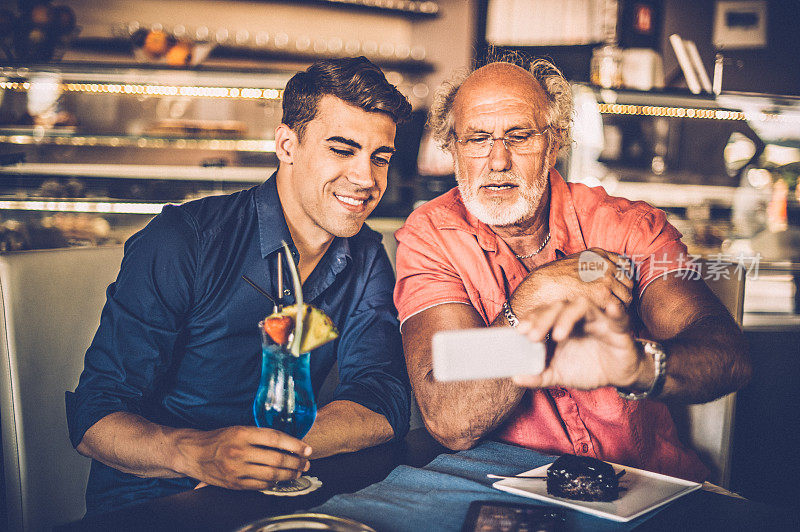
{"left": 570, "top": 84, "right": 800, "bottom": 252}
{"left": 569, "top": 84, "right": 800, "bottom": 319}
{"left": 0, "top": 63, "right": 428, "bottom": 252}
{"left": 0, "top": 64, "right": 290, "bottom": 250}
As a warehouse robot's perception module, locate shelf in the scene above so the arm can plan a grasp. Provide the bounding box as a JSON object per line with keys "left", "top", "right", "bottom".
{"left": 606, "top": 181, "right": 737, "bottom": 208}
{"left": 585, "top": 84, "right": 800, "bottom": 125}
{"left": 743, "top": 313, "right": 800, "bottom": 331}
{"left": 0, "top": 198, "right": 169, "bottom": 215}
{"left": 757, "top": 261, "right": 800, "bottom": 273}
{"left": 0, "top": 65, "right": 291, "bottom": 93}
{"left": 588, "top": 84, "right": 720, "bottom": 108}
{"left": 285, "top": 0, "right": 439, "bottom": 17}
{"left": 0, "top": 163, "right": 274, "bottom": 182}
{"left": 0, "top": 79, "right": 283, "bottom": 100}
{"left": 211, "top": 45, "right": 434, "bottom": 74}
{"left": 598, "top": 102, "right": 746, "bottom": 122}
{"left": 0, "top": 130, "right": 275, "bottom": 153}
{"left": 68, "top": 37, "right": 435, "bottom": 75}
{"left": 0, "top": 198, "right": 400, "bottom": 217}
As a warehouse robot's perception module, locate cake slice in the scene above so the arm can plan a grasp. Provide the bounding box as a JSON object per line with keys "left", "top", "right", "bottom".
{"left": 546, "top": 454, "right": 621, "bottom": 502}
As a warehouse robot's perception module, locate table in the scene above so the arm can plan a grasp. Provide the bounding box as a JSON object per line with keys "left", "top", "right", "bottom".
{"left": 57, "top": 429, "right": 798, "bottom": 532}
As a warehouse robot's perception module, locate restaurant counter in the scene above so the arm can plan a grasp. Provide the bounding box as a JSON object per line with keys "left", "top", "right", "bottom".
{"left": 57, "top": 428, "right": 797, "bottom": 532}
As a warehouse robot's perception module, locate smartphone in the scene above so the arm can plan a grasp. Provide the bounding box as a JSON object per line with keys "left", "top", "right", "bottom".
{"left": 432, "top": 327, "right": 546, "bottom": 382}
{"left": 461, "top": 500, "right": 566, "bottom": 532}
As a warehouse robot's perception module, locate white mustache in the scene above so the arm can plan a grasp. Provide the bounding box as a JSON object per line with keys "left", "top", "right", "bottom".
{"left": 482, "top": 171, "right": 521, "bottom": 185}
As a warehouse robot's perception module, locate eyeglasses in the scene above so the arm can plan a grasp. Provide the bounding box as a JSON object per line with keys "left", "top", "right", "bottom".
{"left": 454, "top": 127, "right": 551, "bottom": 158}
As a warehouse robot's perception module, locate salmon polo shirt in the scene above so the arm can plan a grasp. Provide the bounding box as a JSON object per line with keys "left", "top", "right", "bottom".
{"left": 394, "top": 169, "right": 708, "bottom": 482}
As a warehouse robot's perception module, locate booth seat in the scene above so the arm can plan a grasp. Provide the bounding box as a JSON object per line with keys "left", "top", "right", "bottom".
{"left": 0, "top": 246, "right": 123, "bottom": 531}
{"left": 671, "top": 262, "right": 746, "bottom": 489}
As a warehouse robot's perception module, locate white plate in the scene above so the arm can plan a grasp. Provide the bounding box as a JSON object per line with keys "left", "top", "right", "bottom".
{"left": 492, "top": 461, "right": 702, "bottom": 522}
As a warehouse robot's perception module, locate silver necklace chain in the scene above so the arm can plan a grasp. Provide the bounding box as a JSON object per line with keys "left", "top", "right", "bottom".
{"left": 514, "top": 232, "right": 551, "bottom": 259}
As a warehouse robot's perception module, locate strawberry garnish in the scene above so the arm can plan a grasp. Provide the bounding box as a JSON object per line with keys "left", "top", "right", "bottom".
{"left": 263, "top": 316, "right": 293, "bottom": 345}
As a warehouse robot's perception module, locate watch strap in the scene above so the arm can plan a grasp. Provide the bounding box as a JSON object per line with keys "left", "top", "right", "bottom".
{"left": 502, "top": 301, "right": 519, "bottom": 328}
{"left": 617, "top": 339, "right": 667, "bottom": 401}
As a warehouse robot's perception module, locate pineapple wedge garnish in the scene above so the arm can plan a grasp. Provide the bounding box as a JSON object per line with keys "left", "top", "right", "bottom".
{"left": 271, "top": 303, "right": 339, "bottom": 353}
{"left": 262, "top": 241, "right": 338, "bottom": 354}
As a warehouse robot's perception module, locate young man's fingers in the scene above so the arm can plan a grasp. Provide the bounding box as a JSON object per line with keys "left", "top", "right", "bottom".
{"left": 249, "top": 427, "right": 312, "bottom": 457}
{"left": 246, "top": 447, "right": 310, "bottom": 472}
{"left": 235, "top": 468, "right": 302, "bottom": 490}
{"left": 243, "top": 462, "right": 306, "bottom": 483}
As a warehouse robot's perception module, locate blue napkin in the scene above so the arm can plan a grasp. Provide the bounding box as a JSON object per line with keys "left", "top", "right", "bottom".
{"left": 312, "top": 441, "right": 663, "bottom": 531}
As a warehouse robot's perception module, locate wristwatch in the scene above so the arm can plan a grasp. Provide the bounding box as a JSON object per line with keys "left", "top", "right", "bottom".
{"left": 616, "top": 339, "right": 668, "bottom": 401}
{"left": 502, "top": 301, "right": 519, "bottom": 328}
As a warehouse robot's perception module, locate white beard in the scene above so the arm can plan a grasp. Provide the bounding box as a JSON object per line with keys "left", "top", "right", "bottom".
{"left": 454, "top": 157, "right": 550, "bottom": 227}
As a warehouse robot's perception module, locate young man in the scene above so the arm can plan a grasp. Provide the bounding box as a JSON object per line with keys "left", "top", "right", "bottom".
{"left": 394, "top": 58, "right": 751, "bottom": 481}
{"left": 67, "top": 57, "right": 412, "bottom": 514}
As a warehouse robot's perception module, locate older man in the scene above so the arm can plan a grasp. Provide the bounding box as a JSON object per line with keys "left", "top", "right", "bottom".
{"left": 394, "top": 58, "right": 751, "bottom": 481}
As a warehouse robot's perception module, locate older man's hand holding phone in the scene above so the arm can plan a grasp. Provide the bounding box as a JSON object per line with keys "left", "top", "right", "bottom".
{"left": 432, "top": 327, "right": 546, "bottom": 382}
{"left": 432, "top": 295, "right": 648, "bottom": 395}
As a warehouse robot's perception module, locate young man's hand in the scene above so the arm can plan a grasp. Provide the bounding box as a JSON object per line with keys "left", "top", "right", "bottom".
{"left": 177, "top": 426, "right": 312, "bottom": 491}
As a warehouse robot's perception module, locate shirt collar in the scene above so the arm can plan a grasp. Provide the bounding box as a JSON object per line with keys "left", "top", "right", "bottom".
{"left": 255, "top": 173, "right": 293, "bottom": 259}
{"left": 440, "top": 169, "right": 587, "bottom": 255}
{"left": 254, "top": 172, "right": 352, "bottom": 277}
{"left": 546, "top": 168, "right": 588, "bottom": 255}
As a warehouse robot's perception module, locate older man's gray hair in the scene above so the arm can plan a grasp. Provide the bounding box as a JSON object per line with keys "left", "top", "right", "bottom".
{"left": 428, "top": 55, "right": 574, "bottom": 155}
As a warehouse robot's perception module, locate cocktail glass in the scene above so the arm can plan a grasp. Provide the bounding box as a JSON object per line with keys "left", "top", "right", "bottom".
{"left": 253, "top": 322, "right": 317, "bottom": 492}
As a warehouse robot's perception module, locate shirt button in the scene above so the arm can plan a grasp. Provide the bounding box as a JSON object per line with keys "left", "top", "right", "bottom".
{"left": 581, "top": 443, "right": 589, "bottom": 453}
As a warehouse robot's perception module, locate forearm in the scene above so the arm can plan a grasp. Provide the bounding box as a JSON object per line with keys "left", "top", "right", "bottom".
{"left": 412, "top": 314, "right": 525, "bottom": 449}
{"left": 509, "top": 249, "right": 635, "bottom": 318}
{"left": 403, "top": 306, "right": 526, "bottom": 450}
{"left": 656, "top": 313, "right": 751, "bottom": 403}
{"left": 634, "top": 276, "right": 752, "bottom": 403}
{"left": 78, "top": 411, "right": 314, "bottom": 490}
{"left": 302, "top": 400, "right": 394, "bottom": 459}
{"left": 76, "top": 411, "right": 193, "bottom": 478}
{"left": 413, "top": 371, "right": 525, "bottom": 450}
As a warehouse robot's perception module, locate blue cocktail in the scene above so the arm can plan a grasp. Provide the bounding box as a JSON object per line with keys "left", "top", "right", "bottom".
{"left": 251, "top": 241, "right": 330, "bottom": 494}
{"left": 253, "top": 328, "right": 317, "bottom": 439}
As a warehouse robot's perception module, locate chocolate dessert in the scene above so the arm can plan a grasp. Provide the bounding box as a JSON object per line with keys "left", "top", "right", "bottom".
{"left": 546, "top": 454, "right": 622, "bottom": 502}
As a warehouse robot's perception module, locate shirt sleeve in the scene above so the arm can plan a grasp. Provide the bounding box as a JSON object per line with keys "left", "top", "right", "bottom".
{"left": 65, "top": 205, "right": 199, "bottom": 448}
{"left": 332, "top": 242, "right": 411, "bottom": 440}
{"left": 393, "top": 213, "right": 473, "bottom": 327}
{"left": 627, "top": 206, "right": 697, "bottom": 298}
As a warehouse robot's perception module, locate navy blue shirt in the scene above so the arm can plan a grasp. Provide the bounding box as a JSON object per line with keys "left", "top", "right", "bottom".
{"left": 66, "top": 175, "right": 410, "bottom": 515}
